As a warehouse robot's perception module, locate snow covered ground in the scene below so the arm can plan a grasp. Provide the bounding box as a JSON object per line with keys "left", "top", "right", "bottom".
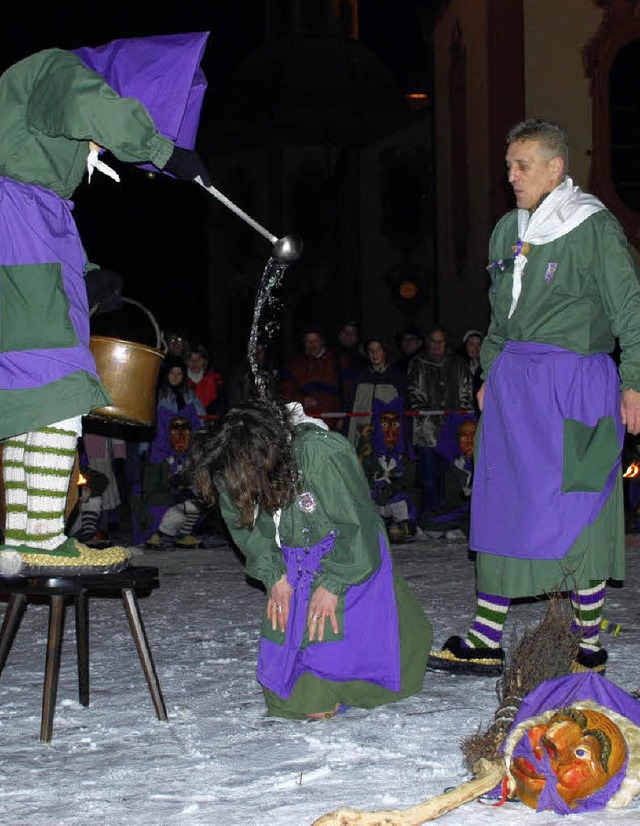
{"left": 0, "top": 532, "right": 639, "bottom": 826}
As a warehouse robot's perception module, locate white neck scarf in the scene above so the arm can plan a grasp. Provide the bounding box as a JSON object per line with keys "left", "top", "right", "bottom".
{"left": 508, "top": 177, "right": 604, "bottom": 318}
{"left": 87, "top": 146, "right": 121, "bottom": 184}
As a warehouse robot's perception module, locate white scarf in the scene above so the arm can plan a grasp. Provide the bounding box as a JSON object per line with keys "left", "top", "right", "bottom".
{"left": 508, "top": 177, "right": 604, "bottom": 318}
{"left": 87, "top": 145, "right": 121, "bottom": 184}
{"left": 188, "top": 368, "right": 204, "bottom": 384}
{"left": 268, "top": 402, "right": 329, "bottom": 546}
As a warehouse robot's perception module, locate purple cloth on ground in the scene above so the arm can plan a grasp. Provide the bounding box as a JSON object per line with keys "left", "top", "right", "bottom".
{"left": 73, "top": 32, "right": 208, "bottom": 154}
{"left": 471, "top": 341, "right": 624, "bottom": 559}
{"left": 0, "top": 179, "right": 98, "bottom": 390}
{"left": 510, "top": 672, "right": 640, "bottom": 729}
{"left": 257, "top": 531, "right": 401, "bottom": 700}
{"left": 506, "top": 673, "right": 640, "bottom": 813}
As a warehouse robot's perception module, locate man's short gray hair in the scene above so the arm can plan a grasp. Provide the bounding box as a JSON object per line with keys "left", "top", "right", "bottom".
{"left": 507, "top": 119, "right": 569, "bottom": 170}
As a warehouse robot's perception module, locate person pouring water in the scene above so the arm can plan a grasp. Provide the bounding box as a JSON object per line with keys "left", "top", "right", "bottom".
{"left": 0, "top": 33, "right": 212, "bottom": 570}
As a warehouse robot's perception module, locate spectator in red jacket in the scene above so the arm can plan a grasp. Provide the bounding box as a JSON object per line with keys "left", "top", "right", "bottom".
{"left": 186, "top": 344, "right": 223, "bottom": 417}
{"left": 279, "top": 325, "right": 342, "bottom": 430}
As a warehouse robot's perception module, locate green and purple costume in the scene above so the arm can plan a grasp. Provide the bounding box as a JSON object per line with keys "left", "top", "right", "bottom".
{"left": 219, "top": 424, "right": 432, "bottom": 719}
{"left": 0, "top": 34, "right": 207, "bottom": 555}
{"left": 473, "top": 181, "right": 640, "bottom": 597}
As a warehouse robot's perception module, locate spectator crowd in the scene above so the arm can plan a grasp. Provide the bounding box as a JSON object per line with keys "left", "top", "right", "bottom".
{"left": 63, "top": 317, "right": 483, "bottom": 550}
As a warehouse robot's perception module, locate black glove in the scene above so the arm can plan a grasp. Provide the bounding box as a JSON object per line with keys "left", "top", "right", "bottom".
{"left": 85, "top": 268, "right": 123, "bottom": 314}
{"left": 164, "top": 145, "right": 211, "bottom": 186}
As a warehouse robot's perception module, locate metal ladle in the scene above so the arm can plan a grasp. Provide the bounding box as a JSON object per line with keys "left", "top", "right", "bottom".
{"left": 195, "top": 176, "right": 303, "bottom": 262}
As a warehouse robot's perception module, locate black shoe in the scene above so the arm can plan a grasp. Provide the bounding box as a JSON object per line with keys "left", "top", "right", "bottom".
{"left": 571, "top": 647, "right": 607, "bottom": 675}
{"left": 427, "top": 635, "right": 504, "bottom": 676}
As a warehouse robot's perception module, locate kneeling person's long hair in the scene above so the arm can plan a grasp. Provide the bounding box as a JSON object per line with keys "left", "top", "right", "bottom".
{"left": 188, "top": 400, "right": 300, "bottom": 528}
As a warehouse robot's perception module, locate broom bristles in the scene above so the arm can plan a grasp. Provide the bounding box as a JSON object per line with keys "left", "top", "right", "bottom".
{"left": 462, "top": 595, "right": 579, "bottom": 771}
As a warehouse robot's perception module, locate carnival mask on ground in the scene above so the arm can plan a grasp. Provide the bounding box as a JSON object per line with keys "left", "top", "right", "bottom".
{"left": 504, "top": 698, "right": 640, "bottom": 813}
{"left": 169, "top": 417, "right": 193, "bottom": 454}
{"left": 457, "top": 420, "right": 477, "bottom": 459}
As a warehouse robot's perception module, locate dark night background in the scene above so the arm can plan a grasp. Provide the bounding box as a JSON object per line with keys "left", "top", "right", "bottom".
{"left": 1, "top": 1, "right": 433, "bottom": 359}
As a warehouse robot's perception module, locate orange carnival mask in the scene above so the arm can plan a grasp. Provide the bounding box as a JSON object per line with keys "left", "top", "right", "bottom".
{"left": 509, "top": 706, "right": 627, "bottom": 812}
{"left": 380, "top": 411, "right": 401, "bottom": 451}
{"left": 169, "top": 417, "right": 193, "bottom": 454}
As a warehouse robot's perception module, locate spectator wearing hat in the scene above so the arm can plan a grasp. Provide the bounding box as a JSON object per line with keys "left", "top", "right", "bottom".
{"left": 280, "top": 326, "right": 343, "bottom": 430}
{"left": 393, "top": 325, "right": 426, "bottom": 377}
{"left": 348, "top": 336, "right": 407, "bottom": 446}
{"left": 459, "top": 329, "right": 484, "bottom": 415}
{"left": 157, "top": 357, "right": 205, "bottom": 417}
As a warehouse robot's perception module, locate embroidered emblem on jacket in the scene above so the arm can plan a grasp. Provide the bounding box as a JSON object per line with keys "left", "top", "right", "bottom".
{"left": 544, "top": 262, "right": 558, "bottom": 283}
{"left": 296, "top": 492, "right": 317, "bottom": 513}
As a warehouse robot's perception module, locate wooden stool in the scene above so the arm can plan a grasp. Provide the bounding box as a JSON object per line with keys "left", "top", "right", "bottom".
{"left": 0, "top": 565, "right": 167, "bottom": 742}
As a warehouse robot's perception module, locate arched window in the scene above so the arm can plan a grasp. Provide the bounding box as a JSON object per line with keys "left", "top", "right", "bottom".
{"left": 584, "top": 0, "right": 640, "bottom": 248}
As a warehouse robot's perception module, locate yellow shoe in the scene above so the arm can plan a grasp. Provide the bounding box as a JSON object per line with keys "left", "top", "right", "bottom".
{"left": 174, "top": 534, "right": 201, "bottom": 549}
{"left": 144, "top": 532, "right": 163, "bottom": 548}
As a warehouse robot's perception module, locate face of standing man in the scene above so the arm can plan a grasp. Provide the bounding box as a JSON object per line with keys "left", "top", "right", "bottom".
{"left": 429, "top": 329, "right": 446, "bottom": 362}
{"left": 304, "top": 332, "right": 325, "bottom": 359}
{"left": 506, "top": 139, "right": 564, "bottom": 211}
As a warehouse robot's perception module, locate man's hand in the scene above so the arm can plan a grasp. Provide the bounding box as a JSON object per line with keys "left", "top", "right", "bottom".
{"left": 267, "top": 575, "right": 292, "bottom": 633}
{"left": 163, "top": 145, "right": 211, "bottom": 187}
{"left": 308, "top": 586, "right": 339, "bottom": 642}
{"left": 621, "top": 388, "right": 640, "bottom": 435}
{"left": 85, "top": 268, "right": 123, "bottom": 314}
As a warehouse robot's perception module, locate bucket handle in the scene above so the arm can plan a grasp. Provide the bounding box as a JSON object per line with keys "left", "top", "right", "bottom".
{"left": 90, "top": 296, "right": 167, "bottom": 353}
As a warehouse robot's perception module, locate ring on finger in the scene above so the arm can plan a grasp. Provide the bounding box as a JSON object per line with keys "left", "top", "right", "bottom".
{"left": 311, "top": 614, "right": 319, "bottom": 622}
{"left": 275, "top": 603, "right": 283, "bottom": 613}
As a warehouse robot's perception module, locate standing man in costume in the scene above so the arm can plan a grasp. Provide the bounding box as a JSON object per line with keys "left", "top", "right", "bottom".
{"left": 429, "top": 119, "right": 640, "bottom": 676}
{"left": 0, "top": 33, "right": 209, "bottom": 568}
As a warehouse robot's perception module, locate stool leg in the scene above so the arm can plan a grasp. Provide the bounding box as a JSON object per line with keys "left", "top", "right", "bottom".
{"left": 121, "top": 589, "right": 167, "bottom": 721}
{"left": 0, "top": 594, "right": 27, "bottom": 678}
{"left": 75, "top": 589, "right": 90, "bottom": 707}
{"left": 41, "top": 595, "right": 65, "bottom": 743}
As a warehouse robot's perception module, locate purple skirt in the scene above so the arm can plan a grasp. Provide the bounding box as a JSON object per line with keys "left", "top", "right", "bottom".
{"left": 257, "top": 531, "right": 401, "bottom": 700}
{"left": 470, "top": 341, "right": 624, "bottom": 560}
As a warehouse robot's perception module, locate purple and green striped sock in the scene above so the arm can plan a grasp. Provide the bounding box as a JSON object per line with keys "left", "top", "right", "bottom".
{"left": 464, "top": 592, "right": 511, "bottom": 650}
{"left": 570, "top": 581, "right": 606, "bottom": 653}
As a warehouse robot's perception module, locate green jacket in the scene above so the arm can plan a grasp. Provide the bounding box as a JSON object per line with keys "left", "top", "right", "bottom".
{"left": 0, "top": 48, "right": 172, "bottom": 197}
{"left": 218, "top": 425, "right": 384, "bottom": 595}
{"left": 482, "top": 208, "right": 640, "bottom": 391}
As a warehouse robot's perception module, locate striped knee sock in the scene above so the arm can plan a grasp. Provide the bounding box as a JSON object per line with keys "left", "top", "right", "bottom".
{"left": 570, "top": 581, "right": 606, "bottom": 653}
{"left": 464, "top": 592, "right": 511, "bottom": 649}
{"left": 179, "top": 500, "right": 200, "bottom": 536}
{"left": 2, "top": 433, "right": 28, "bottom": 546}
{"left": 23, "top": 420, "right": 80, "bottom": 550}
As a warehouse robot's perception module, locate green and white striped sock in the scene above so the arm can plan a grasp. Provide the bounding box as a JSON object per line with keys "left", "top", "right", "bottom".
{"left": 23, "top": 423, "right": 79, "bottom": 550}
{"left": 2, "top": 433, "right": 28, "bottom": 546}
{"left": 19, "top": 418, "right": 81, "bottom": 550}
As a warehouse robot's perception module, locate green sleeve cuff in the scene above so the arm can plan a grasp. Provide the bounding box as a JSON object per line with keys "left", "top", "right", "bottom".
{"left": 314, "top": 572, "right": 349, "bottom": 596}
{"left": 150, "top": 134, "right": 174, "bottom": 170}
{"left": 263, "top": 562, "right": 287, "bottom": 593}
{"left": 619, "top": 362, "right": 640, "bottom": 393}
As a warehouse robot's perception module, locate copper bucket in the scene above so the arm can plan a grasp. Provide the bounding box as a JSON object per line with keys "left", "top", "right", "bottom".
{"left": 88, "top": 298, "right": 166, "bottom": 427}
